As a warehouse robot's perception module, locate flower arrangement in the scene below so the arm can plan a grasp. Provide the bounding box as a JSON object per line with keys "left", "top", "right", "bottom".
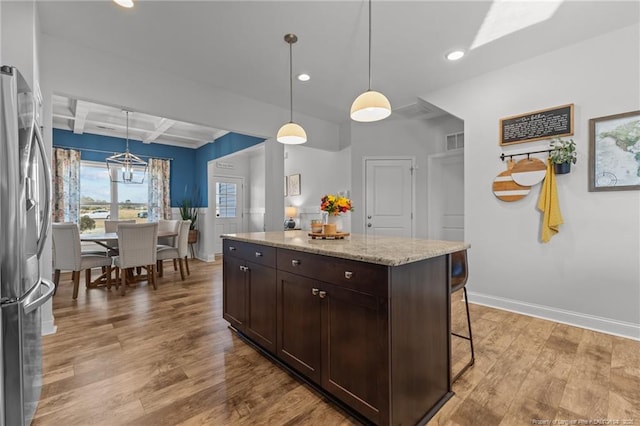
{"left": 320, "top": 194, "right": 353, "bottom": 216}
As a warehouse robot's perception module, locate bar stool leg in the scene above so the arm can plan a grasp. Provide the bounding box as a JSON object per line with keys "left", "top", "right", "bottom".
{"left": 452, "top": 287, "right": 474, "bottom": 383}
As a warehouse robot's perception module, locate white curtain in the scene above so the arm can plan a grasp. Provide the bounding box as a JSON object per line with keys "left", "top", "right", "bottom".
{"left": 148, "top": 158, "right": 171, "bottom": 221}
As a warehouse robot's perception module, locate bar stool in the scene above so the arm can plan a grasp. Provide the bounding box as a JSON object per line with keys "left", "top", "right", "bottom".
{"left": 451, "top": 250, "right": 474, "bottom": 382}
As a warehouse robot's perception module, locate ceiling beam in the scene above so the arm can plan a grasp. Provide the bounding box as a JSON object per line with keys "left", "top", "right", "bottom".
{"left": 142, "top": 117, "right": 176, "bottom": 144}
{"left": 72, "top": 99, "right": 90, "bottom": 134}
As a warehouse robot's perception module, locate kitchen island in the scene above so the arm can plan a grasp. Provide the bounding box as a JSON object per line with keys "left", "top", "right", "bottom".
{"left": 221, "top": 231, "right": 469, "bottom": 425}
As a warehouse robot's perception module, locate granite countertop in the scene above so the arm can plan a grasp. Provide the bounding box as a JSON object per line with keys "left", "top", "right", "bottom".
{"left": 221, "top": 231, "right": 470, "bottom": 266}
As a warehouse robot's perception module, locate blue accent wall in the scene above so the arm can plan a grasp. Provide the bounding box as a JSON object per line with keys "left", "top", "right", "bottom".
{"left": 53, "top": 129, "right": 264, "bottom": 207}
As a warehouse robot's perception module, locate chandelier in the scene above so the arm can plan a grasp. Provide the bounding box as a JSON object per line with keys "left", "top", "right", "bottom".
{"left": 106, "top": 110, "right": 147, "bottom": 184}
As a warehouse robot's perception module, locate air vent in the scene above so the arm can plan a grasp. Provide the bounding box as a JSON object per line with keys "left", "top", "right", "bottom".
{"left": 446, "top": 132, "right": 464, "bottom": 151}
{"left": 394, "top": 98, "right": 446, "bottom": 120}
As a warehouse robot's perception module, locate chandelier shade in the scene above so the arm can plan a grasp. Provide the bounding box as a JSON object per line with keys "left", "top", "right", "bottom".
{"left": 105, "top": 111, "right": 148, "bottom": 184}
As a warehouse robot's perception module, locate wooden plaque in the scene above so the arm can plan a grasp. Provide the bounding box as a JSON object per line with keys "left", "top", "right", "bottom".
{"left": 500, "top": 104, "right": 574, "bottom": 146}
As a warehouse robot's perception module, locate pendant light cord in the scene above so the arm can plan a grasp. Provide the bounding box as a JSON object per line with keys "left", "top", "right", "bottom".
{"left": 368, "top": 0, "right": 372, "bottom": 91}
{"left": 125, "top": 110, "right": 130, "bottom": 153}
{"left": 289, "top": 40, "right": 293, "bottom": 123}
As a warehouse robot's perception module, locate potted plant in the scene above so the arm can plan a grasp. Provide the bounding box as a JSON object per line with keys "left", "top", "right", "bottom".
{"left": 549, "top": 137, "right": 577, "bottom": 174}
{"left": 179, "top": 188, "right": 199, "bottom": 244}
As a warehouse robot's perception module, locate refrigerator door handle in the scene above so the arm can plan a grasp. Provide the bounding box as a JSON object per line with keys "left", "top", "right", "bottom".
{"left": 23, "top": 278, "right": 55, "bottom": 314}
{"left": 33, "top": 123, "right": 52, "bottom": 258}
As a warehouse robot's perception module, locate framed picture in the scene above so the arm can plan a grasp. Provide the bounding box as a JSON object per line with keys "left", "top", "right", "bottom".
{"left": 288, "top": 173, "right": 301, "bottom": 196}
{"left": 284, "top": 176, "right": 288, "bottom": 197}
{"left": 589, "top": 110, "right": 640, "bottom": 192}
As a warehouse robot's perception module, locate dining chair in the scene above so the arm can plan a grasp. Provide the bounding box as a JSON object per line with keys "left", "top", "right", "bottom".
{"left": 52, "top": 223, "right": 113, "bottom": 299}
{"left": 103, "top": 219, "right": 136, "bottom": 255}
{"left": 157, "top": 219, "right": 179, "bottom": 247}
{"left": 113, "top": 222, "right": 158, "bottom": 296}
{"left": 104, "top": 219, "right": 136, "bottom": 233}
{"left": 156, "top": 220, "right": 191, "bottom": 280}
{"left": 451, "top": 249, "right": 474, "bottom": 383}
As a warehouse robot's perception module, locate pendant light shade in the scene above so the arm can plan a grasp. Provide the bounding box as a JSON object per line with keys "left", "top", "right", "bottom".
{"left": 350, "top": 90, "right": 391, "bottom": 122}
{"left": 105, "top": 111, "right": 148, "bottom": 184}
{"left": 350, "top": 0, "right": 391, "bottom": 122}
{"left": 277, "top": 122, "right": 307, "bottom": 145}
{"left": 277, "top": 33, "right": 307, "bottom": 145}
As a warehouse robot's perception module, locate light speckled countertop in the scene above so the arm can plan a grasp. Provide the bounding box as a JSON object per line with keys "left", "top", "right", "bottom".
{"left": 221, "top": 231, "right": 469, "bottom": 266}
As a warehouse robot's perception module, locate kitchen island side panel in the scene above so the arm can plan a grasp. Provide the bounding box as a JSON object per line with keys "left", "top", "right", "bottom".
{"left": 390, "top": 255, "right": 451, "bottom": 425}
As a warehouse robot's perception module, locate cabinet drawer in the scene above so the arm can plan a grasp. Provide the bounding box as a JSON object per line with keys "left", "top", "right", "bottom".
{"left": 277, "top": 248, "right": 387, "bottom": 297}
{"left": 223, "top": 240, "right": 276, "bottom": 268}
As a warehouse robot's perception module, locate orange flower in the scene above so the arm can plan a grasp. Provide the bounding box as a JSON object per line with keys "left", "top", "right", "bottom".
{"left": 320, "top": 194, "right": 353, "bottom": 216}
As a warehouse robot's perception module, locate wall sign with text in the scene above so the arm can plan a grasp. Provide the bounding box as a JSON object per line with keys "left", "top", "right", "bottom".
{"left": 500, "top": 104, "right": 574, "bottom": 146}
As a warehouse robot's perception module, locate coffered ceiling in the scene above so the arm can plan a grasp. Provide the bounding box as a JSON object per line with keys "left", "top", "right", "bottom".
{"left": 52, "top": 95, "right": 229, "bottom": 149}
{"left": 39, "top": 1, "right": 639, "bottom": 130}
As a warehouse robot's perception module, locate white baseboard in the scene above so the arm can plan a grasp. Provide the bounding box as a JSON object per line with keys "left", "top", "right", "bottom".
{"left": 467, "top": 291, "right": 640, "bottom": 341}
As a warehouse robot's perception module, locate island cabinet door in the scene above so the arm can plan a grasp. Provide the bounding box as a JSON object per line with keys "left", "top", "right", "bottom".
{"left": 244, "top": 261, "right": 277, "bottom": 354}
{"left": 321, "top": 282, "right": 389, "bottom": 425}
{"left": 223, "top": 255, "right": 247, "bottom": 331}
{"left": 276, "top": 270, "right": 322, "bottom": 383}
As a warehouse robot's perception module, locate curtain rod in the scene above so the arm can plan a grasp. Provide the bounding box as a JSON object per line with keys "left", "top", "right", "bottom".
{"left": 54, "top": 145, "right": 174, "bottom": 161}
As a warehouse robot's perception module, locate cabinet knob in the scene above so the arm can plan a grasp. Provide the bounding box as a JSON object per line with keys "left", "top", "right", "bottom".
{"left": 239, "top": 265, "right": 249, "bottom": 272}
{"left": 291, "top": 259, "right": 301, "bottom": 266}
{"left": 255, "top": 252, "right": 263, "bottom": 257}
{"left": 229, "top": 246, "right": 237, "bottom": 251}
{"left": 345, "top": 271, "right": 353, "bottom": 279}
{"left": 318, "top": 291, "right": 327, "bottom": 299}
{"left": 367, "top": 223, "right": 372, "bottom": 228}
{"left": 311, "top": 288, "right": 319, "bottom": 296}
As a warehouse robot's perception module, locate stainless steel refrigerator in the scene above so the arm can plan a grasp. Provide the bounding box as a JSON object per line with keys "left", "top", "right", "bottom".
{"left": 1, "top": 65, "right": 55, "bottom": 425}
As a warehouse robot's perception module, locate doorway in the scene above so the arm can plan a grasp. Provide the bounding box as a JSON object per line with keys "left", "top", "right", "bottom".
{"left": 364, "top": 158, "right": 414, "bottom": 237}
{"left": 427, "top": 151, "right": 464, "bottom": 241}
{"left": 211, "top": 175, "right": 244, "bottom": 254}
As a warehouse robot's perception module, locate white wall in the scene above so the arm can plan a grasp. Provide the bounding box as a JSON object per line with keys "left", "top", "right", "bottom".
{"left": 349, "top": 114, "right": 463, "bottom": 238}
{"left": 425, "top": 24, "right": 640, "bottom": 339}
{"left": 284, "top": 145, "right": 351, "bottom": 231}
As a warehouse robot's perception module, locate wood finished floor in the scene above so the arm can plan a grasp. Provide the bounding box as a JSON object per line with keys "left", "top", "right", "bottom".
{"left": 34, "top": 259, "right": 640, "bottom": 426}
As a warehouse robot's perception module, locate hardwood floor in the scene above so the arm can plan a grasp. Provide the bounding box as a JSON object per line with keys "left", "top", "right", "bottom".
{"left": 34, "top": 259, "right": 640, "bottom": 425}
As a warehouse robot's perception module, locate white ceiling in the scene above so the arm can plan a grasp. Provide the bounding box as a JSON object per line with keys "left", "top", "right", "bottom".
{"left": 52, "top": 94, "right": 229, "bottom": 148}
{"left": 39, "top": 1, "right": 639, "bottom": 133}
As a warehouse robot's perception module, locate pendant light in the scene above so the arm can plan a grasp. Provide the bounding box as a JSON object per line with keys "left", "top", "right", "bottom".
{"left": 106, "top": 111, "right": 148, "bottom": 184}
{"left": 277, "top": 33, "right": 307, "bottom": 145}
{"left": 350, "top": 0, "right": 391, "bottom": 122}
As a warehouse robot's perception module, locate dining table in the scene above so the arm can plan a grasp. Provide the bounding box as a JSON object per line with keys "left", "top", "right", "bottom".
{"left": 80, "top": 230, "right": 178, "bottom": 288}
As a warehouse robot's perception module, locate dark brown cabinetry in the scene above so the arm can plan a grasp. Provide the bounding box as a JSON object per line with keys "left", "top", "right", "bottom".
{"left": 223, "top": 240, "right": 277, "bottom": 354}
{"left": 222, "top": 238, "right": 452, "bottom": 426}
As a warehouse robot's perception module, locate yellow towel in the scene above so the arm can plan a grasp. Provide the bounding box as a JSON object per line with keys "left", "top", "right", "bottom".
{"left": 537, "top": 159, "right": 563, "bottom": 243}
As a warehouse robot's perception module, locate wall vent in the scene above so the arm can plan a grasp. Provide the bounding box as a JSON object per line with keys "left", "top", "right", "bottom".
{"left": 446, "top": 132, "right": 464, "bottom": 151}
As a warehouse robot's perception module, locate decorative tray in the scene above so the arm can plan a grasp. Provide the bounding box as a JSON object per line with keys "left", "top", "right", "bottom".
{"left": 308, "top": 232, "right": 350, "bottom": 240}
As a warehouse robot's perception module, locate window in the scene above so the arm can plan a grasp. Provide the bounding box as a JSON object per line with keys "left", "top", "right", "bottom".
{"left": 79, "top": 161, "right": 148, "bottom": 233}
{"left": 216, "top": 182, "right": 237, "bottom": 218}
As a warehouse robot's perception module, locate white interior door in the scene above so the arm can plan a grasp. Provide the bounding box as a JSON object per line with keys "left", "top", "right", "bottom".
{"left": 427, "top": 151, "right": 464, "bottom": 241}
{"left": 213, "top": 176, "right": 244, "bottom": 253}
{"left": 364, "top": 158, "right": 414, "bottom": 237}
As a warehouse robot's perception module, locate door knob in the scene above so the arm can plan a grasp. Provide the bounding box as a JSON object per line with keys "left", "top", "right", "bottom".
{"left": 367, "top": 223, "right": 372, "bottom": 227}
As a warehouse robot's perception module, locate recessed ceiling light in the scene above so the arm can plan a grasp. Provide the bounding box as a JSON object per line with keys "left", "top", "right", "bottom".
{"left": 297, "top": 73, "right": 310, "bottom": 82}
{"left": 446, "top": 50, "right": 465, "bottom": 61}
{"left": 113, "top": 0, "right": 134, "bottom": 8}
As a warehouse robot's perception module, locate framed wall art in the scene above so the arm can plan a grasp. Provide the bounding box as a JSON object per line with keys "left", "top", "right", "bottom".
{"left": 589, "top": 110, "right": 640, "bottom": 191}
{"left": 288, "top": 173, "right": 301, "bottom": 196}
{"left": 500, "top": 104, "right": 573, "bottom": 146}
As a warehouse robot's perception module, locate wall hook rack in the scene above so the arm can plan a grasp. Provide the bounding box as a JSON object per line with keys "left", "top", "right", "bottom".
{"left": 500, "top": 149, "right": 553, "bottom": 162}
